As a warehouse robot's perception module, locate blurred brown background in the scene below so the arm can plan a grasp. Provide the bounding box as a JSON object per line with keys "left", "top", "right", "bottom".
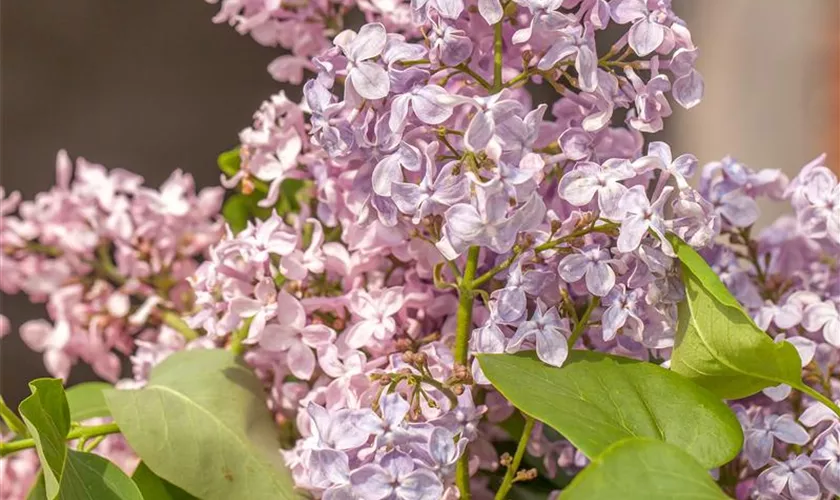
{"left": 671, "top": 0, "right": 840, "bottom": 227}
{"left": 1, "top": 1, "right": 838, "bottom": 406}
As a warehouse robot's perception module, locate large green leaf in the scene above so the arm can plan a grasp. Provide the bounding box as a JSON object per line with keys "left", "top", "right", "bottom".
{"left": 132, "top": 462, "right": 197, "bottom": 500}
{"left": 57, "top": 450, "right": 143, "bottom": 500}
{"left": 560, "top": 438, "right": 729, "bottom": 500}
{"left": 66, "top": 382, "right": 112, "bottom": 421}
{"left": 18, "top": 379, "right": 71, "bottom": 499}
{"left": 668, "top": 235, "right": 803, "bottom": 399}
{"left": 104, "top": 349, "right": 299, "bottom": 499}
{"left": 28, "top": 456, "right": 145, "bottom": 500}
{"left": 477, "top": 351, "right": 742, "bottom": 468}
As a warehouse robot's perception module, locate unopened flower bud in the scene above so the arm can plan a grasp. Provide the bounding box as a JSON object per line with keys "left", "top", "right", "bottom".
{"left": 241, "top": 177, "right": 255, "bottom": 195}
{"left": 522, "top": 50, "right": 534, "bottom": 65}
{"left": 452, "top": 363, "right": 470, "bottom": 381}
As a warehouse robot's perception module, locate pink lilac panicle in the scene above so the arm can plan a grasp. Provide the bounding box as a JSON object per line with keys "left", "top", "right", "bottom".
{"left": 0, "top": 150, "right": 223, "bottom": 381}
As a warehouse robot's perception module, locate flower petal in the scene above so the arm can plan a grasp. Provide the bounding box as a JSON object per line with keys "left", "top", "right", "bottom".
{"left": 350, "top": 62, "right": 390, "bottom": 100}
{"left": 535, "top": 327, "right": 569, "bottom": 367}
{"left": 411, "top": 85, "right": 454, "bottom": 125}
{"left": 629, "top": 17, "right": 665, "bottom": 56}
{"left": 348, "top": 23, "right": 387, "bottom": 62}
{"left": 586, "top": 262, "right": 616, "bottom": 297}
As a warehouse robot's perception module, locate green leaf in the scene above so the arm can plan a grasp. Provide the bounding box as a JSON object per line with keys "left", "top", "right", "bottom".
{"left": 26, "top": 473, "right": 46, "bottom": 500}
{"left": 222, "top": 193, "right": 270, "bottom": 234}
{"left": 222, "top": 181, "right": 306, "bottom": 234}
{"left": 217, "top": 147, "right": 241, "bottom": 178}
{"left": 57, "top": 450, "right": 143, "bottom": 500}
{"left": 275, "top": 178, "right": 307, "bottom": 214}
{"left": 668, "top": 235, "right": 803, "bottom": 399}
{"left": 132, "top": 462, "right": 197, "bottom": 500}
{"left": 477, "top": 351, "right": 742, "bottom": 468}
{"left": 18, "top": 379, "right": 71, "bottom": 499}
{"left": 559, "top": 438, "right": 729, "bottom": 500}
{"left": 0, "top": 394, "right": 29, "bottom": 437}
{"left": 104, "top": 349, "right": 299, "bottom": 500}
{"left": 65, "top": 382, "right": 112, "bottom": 422}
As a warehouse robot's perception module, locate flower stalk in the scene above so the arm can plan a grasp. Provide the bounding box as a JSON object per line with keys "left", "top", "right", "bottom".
{"left": 495, "top": 415, "right": 535, "bottom": 500}
{"left": 0, "top": 422, "right": 120, "bottom": 458}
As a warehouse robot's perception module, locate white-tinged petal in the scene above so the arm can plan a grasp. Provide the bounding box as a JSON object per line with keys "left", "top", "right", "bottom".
{"left": 350, "top": 62, "right": 390, "bottom": 100}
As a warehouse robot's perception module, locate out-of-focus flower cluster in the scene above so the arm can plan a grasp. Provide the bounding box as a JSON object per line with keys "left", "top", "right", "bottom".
{"left": 0, "top": 151, "right": 224, "bottom": 381}
{"left": 706, "top": 156, "right": 840, "bottom": 500}
{"left": 206, "top": 0, "right": 416, "bottom": 84}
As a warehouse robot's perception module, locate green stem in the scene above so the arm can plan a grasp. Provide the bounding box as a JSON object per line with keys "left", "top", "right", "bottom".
{"left": 453, "top": 246, "right": 481, "bottom": 500}
{"left": 568, "top": 297, "right": 600, "bottom": 348}
{"left": 160, "top": 310, "right": 200, "bottom": 341}
{"left": 472, "top": 255, "right": 517, "bottom": 289}
{"left": 472, "top": 223, "right": 619, "bottom": 289}
{"left": 495, "top": 415, "right": 535, "bottom": 500}
{"left": 492, "top": 21, "right": 503, "bottom": 92}
{"left": 503, "top": 67, "right": 536, "bottom": 89}
{"left": 0, "top": 422, "right": 119, "bottom": 457}
{"left": 454, "top": 291, "right": 475, "bottom": 364}
{"left": 455, "top": 455, "right": 472, "bottom": 500}
{"left": 399, "top": 58, "right": 430, "bottom": 67}
{"left": 0, "top": 396, "right": 28, "bottom": 438}
{"left": 797, "top": 384, "right": 840, "bottom": 420}
{"left": 438, "top": 133, "right": 461, "bottom": 156}
{"left": 95, "top": 245, "right": 126, "bottom": 285}
{"left": 534, "top": 222, "right": 618, "bottom": 253}
{"left": 229, "top": 317, "right": 253, "bottom": 356}
{"left": 454, "top": 246, "right": 481, "bottom": 365}
{"left": 83, "top": 435, "right": 107, "bottom": 453}
{"left": 738, "top": 227, "right": 769, "bottom": 289}
{"left": 454, "top": 63, "right": 493, "bottom": 91}
{"left": 24, "top": 242, "right": 62, "bottom": 258}
{"left": 418, "top": 377, "right": 458, "bottom": 408}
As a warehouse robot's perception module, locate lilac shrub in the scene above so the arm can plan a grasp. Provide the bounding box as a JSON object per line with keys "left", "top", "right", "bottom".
{"left": 0, "top": 1, "right": 838, "bottom": 499}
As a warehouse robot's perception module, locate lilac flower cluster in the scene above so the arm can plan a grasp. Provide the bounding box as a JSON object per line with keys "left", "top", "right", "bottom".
{"left": 183, "top": 210, "right": 482, "bottom": 496}
{"left": 206, "top": 0, "right": 415, "bottom": 84}
{"left": 0, "top": 151, "right": 224, "bottom": 381}
{"left": 1, "top": 0, "right": 838, "bottom": 498}
{"left": 198, "top": 0, "right": 722, "bottom": 496}
{"left": 0, "top": 446, "right": 36, "bottom": 500}
{"left": 200, "top": 0, "right": 838, "bottom": 495}
{"left": 697, "top": 156, "right": 840, "bottom": 499}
